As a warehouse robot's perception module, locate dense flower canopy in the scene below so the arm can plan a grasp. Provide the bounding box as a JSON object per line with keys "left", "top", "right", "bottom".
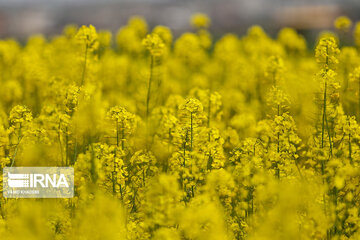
{"left": 1, "top": 14, "right": 360, "bottom": 240}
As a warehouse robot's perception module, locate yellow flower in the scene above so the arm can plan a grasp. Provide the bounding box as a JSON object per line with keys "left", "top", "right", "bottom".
{"left": 9, "top": 105, "right": 32, "bottom": 125}
{"left": 349, "top": 66, "right": 360, "bottom": 83}
{"left": 277, "top": 28, "right": 306, "bottom": 53}
{"left": 190, "top": 13, "right": 211, "bottom": 29}
{"left": 354, "top": 21, "right": 360, "bottom": 48}
{"left": 180, "top": 98, "right": 203, "bottom": 114}
{"left": 63, "top": 24, "right": 78, "bottom": 38}
{"left": 116, "top": 16, "right": 148, "bottom": 55}
{"left": 265, "top": 56, "right": 285, "bottom": 85}
{"left": 128, "top": 16, "right": 148, "bottom": 37}
{"left": 152, "top": 25, "right": 173, "bottom": 47}
{"left": 315, "top": 36, "right": 340, "bottom": 68}
{"left": 142, "top": 33, "right": 165, "bottom": 57}
{"left": 334, "top": 16, "right": 352, "bottom": 32}
{"left": 75, "top": 25, "right": 99, "bottom": 51}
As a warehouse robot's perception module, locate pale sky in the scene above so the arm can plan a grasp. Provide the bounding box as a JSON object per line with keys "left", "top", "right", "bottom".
{"left": 0, "top": 0, "right": 358, "bottom": 39}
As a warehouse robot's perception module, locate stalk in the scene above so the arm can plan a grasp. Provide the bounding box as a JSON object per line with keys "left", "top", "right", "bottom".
{"left": 207, "top": 94, "right": 212, "bottom": 169}
{"left": 145, "top": 56, "right": 154, "bottom": 149}
{"left": 121, "top": 122, "right": 125, "bottom": 150}
{"left": 183, "top": 130, "right": 187, "bottom": 167}
{"left": 112, "top": 159, "right": 116, "bottom": 196}
{"left": 168, "top": 128, "right": 172, "bottom": 153}
{"left": 190, "top": 112, "right": 193, "bottom": 152}
{"left": 10, "top": 124, "right": 22, "bottom": 167}
{"left": 81, "top": 43, "right": 88, "bottom": 85}
{"left": 321, "top": 47, "right": 329, "bottom": 150}
{"left": 325, "top": 112, "right": 333, "bottom": 156}
{"left": 182, "top": 131, "right": 188, "bottom": 201}
{"left": 116, "top": 121, "right": 119, "bottom": 147}
{"left": 277, "top": 104, "right": 280, "bottom": 153}
{"left": 276, "top": 104, "right": 280, "bottom": 179}
{"left": 146, "top": 56, "right": 154, "bottom": 119}
{"left": 321, "top": 81, "right": 327, "bottom": 150}
{"left": 207, "top": 94, "right": 211, "bottom": 128}
{"left": 358, "top": 79, "right": 360, "bottom": 118}
{"left": 119, "top": 184, "right": 123, "bottom": 200}
{"left": 112, "top": 121, "right": 119, "bottom": 196}
{"left": 142, "top": 167, "right": 146, "bottom": 187}
{"left": 189, "top": 112, "right": 195, "bottom": 198}
{"left": 0, "top": 199, "right": 4, "bottom": 219}
{"left": 164, "top": 127, "right": 172, "bottom": 172}
{"left": 89, "top": 142, "right": 97, "bottom": 184}
{"left": 73, "top": 136, "right": 78, "bottom": 165}
{"left": 349, "top": 120, "right": 352, "bottom": 162}
{"left": 58, "top": 122, "right": 64, "bottom": 166}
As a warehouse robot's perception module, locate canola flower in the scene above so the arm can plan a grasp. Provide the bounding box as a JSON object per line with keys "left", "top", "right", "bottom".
{"left": 191, "top": 13, "right": 211, "bottom": 29}
{"left": 75, "top": 25, "right": 99, "bottom": 85}
{"left": 334, "top": 16, "right": 352, "bottom": 32}
{"left": 2, "top": 13, "right": 360, "bottom": 240}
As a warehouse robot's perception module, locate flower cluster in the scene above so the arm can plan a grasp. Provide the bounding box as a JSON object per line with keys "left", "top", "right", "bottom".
{"left": 142, "top": 33, "right": 165, "bottom": 57}
{"left": 2, "top": 13, "right": 360, "bottom": 240}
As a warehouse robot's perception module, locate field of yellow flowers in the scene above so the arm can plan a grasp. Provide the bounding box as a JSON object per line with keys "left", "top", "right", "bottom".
{"left": 1, "top": 14, "right": 360, "bottom": 239}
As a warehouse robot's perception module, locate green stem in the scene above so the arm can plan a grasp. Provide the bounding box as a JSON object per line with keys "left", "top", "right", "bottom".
{"left": 0, "top": 199, "right": 4, "bottom": 219}
{"left": 349, "top": 120, "right": 352, "bottom": 162}
{"left": 276, "top": 103, "right": 280, "bottom": 179}
{"left": 321, "top": 46, "right": 329, "bottom": 150}
{"left": 113, "top": 122, "right": 118, "bottom": 196}
{"left": 116, "top": 121, "right": 119, "bottom": 147}
{"left": 277, "top": 104, "right": 280, "bottom": 153}
{"left": 112, "top": 168, "right": 116, "bottom": 196}
{"left": 207, "top": 94, "right": 211, "bottom": 128}
{"left": 121, "top": 122, "right": 125, "bottom": 150}
{"left": 321, "top": 81, "right": 327, "bottom": 149}
{"left": 10, "top": 125, "right": 22, "bottom": 167}
{"left": 142, "top": 167, "right": 146, "bottom": 187}
{"left": 119, "top": 184, "right": 123, "bottom": 200}
{"left": 58, "top": 123, "right": 64, "bottom": 166}
{"left": 146, "top": 56, "right": 154, "bottom": 119}
{"left": 65, "top": 127, "right": 69, "bottom": 166}
{"left": 81, "top": 43, "right": 88, "bottom": 85}
{"left": 190, "top": 112, "right": 193, "bottom": 152}
{"left": 358, "top": 79, "right": 360, "bottom": 119}
{"left": 325, "top": 113, "right": 332, "bottom": 156}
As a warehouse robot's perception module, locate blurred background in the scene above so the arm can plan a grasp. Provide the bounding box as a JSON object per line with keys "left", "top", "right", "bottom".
{"left": 0, "top": 0, "right": 359, "bottom": 41}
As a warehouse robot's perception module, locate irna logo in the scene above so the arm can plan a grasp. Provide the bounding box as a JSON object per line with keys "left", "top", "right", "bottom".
{"left": 3, "top": 167, "right": 74, "bottom": 198}
{"left": 7, "top": 172, "right": 69, "bottom": 188}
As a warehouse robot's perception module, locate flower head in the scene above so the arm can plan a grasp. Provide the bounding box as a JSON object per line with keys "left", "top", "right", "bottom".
{"left": 354, "top": 22, "right": 360, "bottom": 48}
{"left": 190, "top": 13, "right": 211, "bottom": 29}
{"left": 334, "top": 16, "right": 352, "bottom": 32}
{"left": 152, "top": 25, "right": 173, "bottom": 47}
{"left": 9, "top": 105, "right": 32, "bottom": 125}
{"left": 265, "top": 56, "right": 285, "bottom": 85}
{"left": 277, "top": 28, "right": 306, "bottom": 53}
{"left": 107, "top": 106, "right": 136, "bottom": 128}
{"left": 75, "top": 25, "right": 99, "bottom": 51}
{"left": 179, "top": 98, "right": 203, "bottom": 114}
{"left": 142, "top": 33, "right": 165, "bottom": 57}
{"left": 349, "top": 66, "right": 360, "bottom": 83}
{"left": 315, "top": 37, "right": 340, "bottom": 69}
